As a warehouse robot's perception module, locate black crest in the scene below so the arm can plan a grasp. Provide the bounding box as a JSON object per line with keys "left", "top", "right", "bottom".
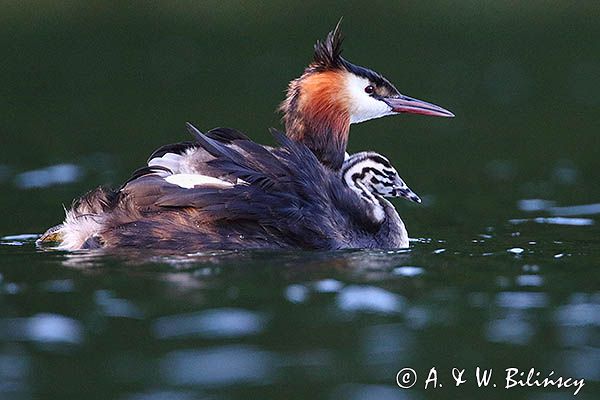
{"left": 310, "top": 20, "right": 399, "bottom": 95}
{"left": 312, "top": 19, "right": 345, "bottom": 69}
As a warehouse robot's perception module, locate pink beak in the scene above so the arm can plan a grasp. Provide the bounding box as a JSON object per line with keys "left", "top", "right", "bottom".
{"left": 383, "top": 95, "right": 455, "bottom": 117}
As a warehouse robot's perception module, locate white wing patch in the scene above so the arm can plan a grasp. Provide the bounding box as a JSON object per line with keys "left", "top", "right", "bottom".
{"left": 148, "top": 152, "right": 184, "bottom": 175}
{"left": 149, "top": 149, "right": 248, "bottom": 189}
{"left": 165, "top": 174, "right": 234, "bottom": 189}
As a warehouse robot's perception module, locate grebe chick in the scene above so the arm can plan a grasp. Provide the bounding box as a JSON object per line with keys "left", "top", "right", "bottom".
{"left": 342, "top": 151, "right": 420, "bottom": 223}
{"left": 339, "top": 151, "right": 420, "bottom": 246}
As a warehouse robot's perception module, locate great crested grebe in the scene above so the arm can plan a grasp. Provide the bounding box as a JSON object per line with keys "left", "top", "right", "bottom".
{"left": 39, "top": 23, "right": 453, "bottom": 250}
{"left": 279, "top": 22, "right": 453, "bottom": 170}
{"left": 42, "top": 124, "right": 419, "bottom": 250}
{"left": 145, "top": 22, "right": 453, "bottom": 180}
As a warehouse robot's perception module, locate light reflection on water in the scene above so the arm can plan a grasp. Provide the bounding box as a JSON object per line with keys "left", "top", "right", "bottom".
{"left": 0, "top": 313, "right": 83, "bottom": 346}
{"left": 152, "top": 308, "right": 268, "bottom": 340}
{"left": 518, "top": 200, "right": 600, "bottom": 218}
{"left": 510, "top": 217, "right": 595, "bottom": 226}
{"left": 161, "top": 345, "right": 278, "bottom": 386}
{"left": 14, "top": 163, "right": 83, "bottom": 189}
{"left": 337, "top": 286, "right": 406, "bottom": 314}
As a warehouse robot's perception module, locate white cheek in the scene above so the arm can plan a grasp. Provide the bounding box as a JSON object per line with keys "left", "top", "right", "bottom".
{"left": 346, "top": 75, "right": 394, "bottom": 124}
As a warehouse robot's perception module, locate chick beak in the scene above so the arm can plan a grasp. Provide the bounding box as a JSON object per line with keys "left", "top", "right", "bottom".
{"left": 392, "top": 186, "right": 422, "bottom": 204}
{"left": 383, "top": 94, "right": 455, "bottom": 118}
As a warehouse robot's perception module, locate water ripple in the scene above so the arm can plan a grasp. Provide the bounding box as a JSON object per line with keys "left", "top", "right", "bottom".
{"left": 549, "top": 202, "right": 600, "bottom": 216}
{"left": 509, "top": 217, "right": 594, "bottom": 226}
{"left": 14, "top": 163, "right": 82, "bottom": 189}
{"left": 161, "top": 345, "right": 277, "bottom": 386}
{"left": 153, "top": 308, "right": 267, "bottom": 340}
{"left": 337, "top": 286, "right": 405, "bottom": 314}
{"left": 392, "top": 266, "right": 424, "bottom": 277}
{"left": 496, "top": 292, "right": 548, "bottom": 309}
{"left": 0, "top": 313, "right": 83, "bottom": 345}
{"left": 284, "top": 284, "right": 310, "bottom": 304}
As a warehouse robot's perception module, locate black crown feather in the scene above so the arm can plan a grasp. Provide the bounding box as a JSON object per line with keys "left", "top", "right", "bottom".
{"left": 312, "top": 19, "right": 345, "bottom": 69}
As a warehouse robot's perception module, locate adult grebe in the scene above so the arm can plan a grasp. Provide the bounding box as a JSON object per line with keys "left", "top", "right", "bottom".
{"left": 143, "top": 21, "right": 453, "bottom": 183}
{"left": 42, "top": 124, "right": 419, "bottom": 250}
{"left": 279, "top": 22, "right": 453, "bottom": 170}
{"left": 39, "top": 23, "right": 452, "bottom": 250}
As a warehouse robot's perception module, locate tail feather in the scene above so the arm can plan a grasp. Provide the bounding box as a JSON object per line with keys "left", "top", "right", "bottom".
{"left": 38, "top": 187, "right": 118, "bottom": 250}
{"left": 36, "top": 224, "right": 64, "bottom": 245}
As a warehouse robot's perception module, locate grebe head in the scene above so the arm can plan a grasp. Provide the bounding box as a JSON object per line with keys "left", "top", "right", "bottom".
{"left": 280, "top": 21, "right": 454, "bottom": 170}
{"left": 341, "top": 151, "right": 421, "bottom": 205}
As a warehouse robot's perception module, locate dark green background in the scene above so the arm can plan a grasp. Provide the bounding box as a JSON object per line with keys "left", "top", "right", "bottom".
{"left": 1, "top": 2, "right": 598, "bottom": 399}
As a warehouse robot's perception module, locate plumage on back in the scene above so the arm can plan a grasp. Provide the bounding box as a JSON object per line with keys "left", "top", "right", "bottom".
{"left": 44, "top": 124, "right": 408, "bottom": 251}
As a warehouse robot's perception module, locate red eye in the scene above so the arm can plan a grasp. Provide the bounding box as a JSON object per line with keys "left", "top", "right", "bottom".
{"left": 364, "top": 85, "right": 374, "bottom": 94}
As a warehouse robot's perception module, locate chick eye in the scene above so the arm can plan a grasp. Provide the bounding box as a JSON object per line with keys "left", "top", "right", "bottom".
{"left": 364, "top": 85, "right": 374, "bottom": 94}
